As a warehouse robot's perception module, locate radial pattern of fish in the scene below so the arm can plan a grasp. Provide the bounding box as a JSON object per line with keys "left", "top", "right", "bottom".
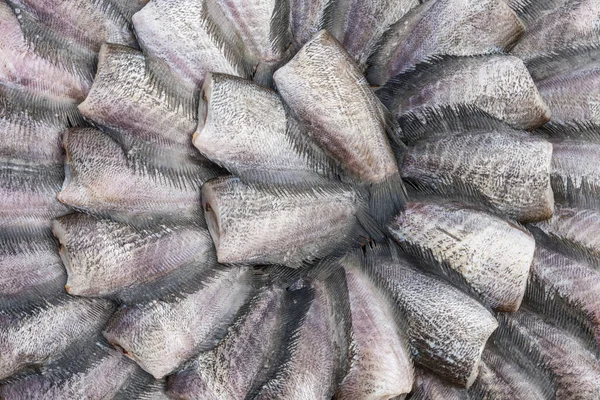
{"left": 0, "top": 0, "right": 599, "bottom": 398}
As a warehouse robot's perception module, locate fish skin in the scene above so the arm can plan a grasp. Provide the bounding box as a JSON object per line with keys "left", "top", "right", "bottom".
{"left": 367, "top": 0, "right": 524, "bottom": 86}
{"left": 77, "top": 43, "right": 213, "bottom": 176}
{"left": 211, "top": 0, "right": 292, "bottom": 83}
{"left": 201, "top": 176, "right": 368, "bottom": 268}
{"left": 289, "top": 0, "right": 329, "bottom": 48}
{"left": 378, "top": 54, "right": 551, "bottom": 131}
{"left": 410, "top": 369, "right": 470, "bottom": 400}
{"left": 325, "top": 0, "right": 419, "bottom": 68}
{"left": 389, "top": 201, "right": 534, "bottom": 311}
{"left": 273, "top": 30, "right": 400, "bottom": 187}
{"left": 58, "top": 128, "right": 206, "bottom": 226}
{"left": 400, "top": 130, "right": 554, "bottom": 222}
{"left": 535, "top": 58, "right": 600, "bottom": 126}
{"left": 528, "top": 245, "right": 600, "bottom": 350}
{"left": 251, "top": 274, "right": 351, "bottom": 400}
{"left": 193, "top": 73, "right": 334, "bottom": 184}
{"left": 336, "top": 252, "right": 413, "bottom": 400}
{"left": 0, "top": 162, "right": 69, "bottom": 230}
{"left": 0, "top": 296, "right": 115, "bottom": 380}
{"left": 504, "top": 0, "right": 570, "bottom": 26}
{"left": 102, "top": 266, "right": 255, "bottom": 379}
{"left": 369, "top": 249, "right": 498, "bottom": 388}
{"left": 0, "top": 97, "right": 67, "bottom": 165}
{"left": 132, "top": 0, "right": 250, "bottom": 89}
{"left": 0, "top": 1, "right": 91, "bottom": 105}
{"left": 511, "top": 0, "right": 600, "bottom": 62}
{"left": 109, "top": 0, "right": 149, "bottom": 20}
{"left": 0, "top": 343, "right": 139, "bottom": 400}
{"left": 494, "top": 308, "right": 600, "bottom": 399}
{"left": 528, "top": 205, "right": 600, "bottom": 268}
{"left": 168, "top": 283, "right": 313, "bottom": 400}
{"left": 7, "top": 0, "right": 136, "bottom": 55}
{"left": 470, "top": 343, "right": 549, "bottom": 400}
{"left": 0, "top": 227, "right": 66, "bottom": 307}
{"left": 550, "top": 138, "right": 600, "bottom": 209}
{"left": 52, "top": 213, "right": 216, "bottom": 301}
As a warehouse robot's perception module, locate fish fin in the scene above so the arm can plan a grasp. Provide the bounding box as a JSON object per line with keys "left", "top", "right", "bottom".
{"left": 282, "top": 102, "right": 345, "bottom": 181}
{"left": 550, "top": 172, "right": 600, "bottom": 209}
{"left": 245, "top": 284, "right": 316, "bottom": 399}
{"left": 527, "top": 222, "right": 600, "bottom": 269}
{"left": 396, "top": 104, "right": 516, "bottom": 144}
{"left": 203, "top": 0, "right": 254, "bottom": 79}
{"left": 491, "top": 311, "right": 559, "bottom": 399}
{"left": 526, "top": 260, "right": 599, "bottom": 355}
{"left": 526, "top": 43, "right": 600, "bottom": 81}
{"left": 536, "top": 120, "right": 600, "bottom": 143}
{"left": 0, "top": 85, "right": 84, "bottom": 126}
{"left": 3, "top": 2, "right": 97, "bottom": 81}
{"left": 368, "top": 172, "right": 407, "bottom": 226}
{"left": 269, "top": 0, "right": 292, "bottom": 57}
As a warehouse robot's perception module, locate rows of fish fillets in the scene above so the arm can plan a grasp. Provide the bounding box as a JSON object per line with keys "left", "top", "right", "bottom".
{"left": 0, "top": 0, "right": 599, "bottom": 398}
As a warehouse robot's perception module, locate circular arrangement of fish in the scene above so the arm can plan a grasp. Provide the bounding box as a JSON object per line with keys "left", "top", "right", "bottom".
{"left": 1, "top": 0, "right": 599, "bottom": 398}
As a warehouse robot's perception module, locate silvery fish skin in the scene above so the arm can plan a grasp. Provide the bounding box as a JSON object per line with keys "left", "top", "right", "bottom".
{"left": 132, "top": 0, "right": 250, "bottom": 89}
{"left": 58, "top": 128, "right": 205, "bottom": 226}
{"left": 336, "top": 252, "right": 413, "bottom": 400}
{"left": 400, "top": 130, "right": 554, "bottom": 222}
{"left": 0, "top": 228, "right": 66, "bottom": 307}
{"left": 111, "top": 0, "right": 148, "bottom": 20}
{"left": 251, "top": 274, "right": 351, "bottom": 400}
{"left": 369, "top": 250, "right": 498, "bottom": 387}
{"left": 0, "top": 162, "right": 69, "bottom": 230}
{"left": 388, "top": 201, "right": 535, "bottom": 311}
{"left": 378, "top": 55, "right": 551, "bottom": 130}
{"left": 528, "top": 245, "right": 600, "bottom": 350}
{"left": 326, "top": 0, "right": 419, "bottom": 68}
{"left": 0, "top": 344, "right": 139, "bottom": 400}
{"left": 550, "top": 138, "right": 600, "bottom": 209}
{"left": 528, "top": 206, "right": 600, "bottom": 268}
{"left": 52, "top": 213, "right": 216, "bottom": 301}
{"left": 495, "top": 308, "right": 600, "bottom": 399}
{"left": 102, "top": 266, "right": 254, "bottom": 379}
{"left": 0, "top": 98, "right": 66, "bottom": 165}
{"left": 410, "top": 369, "right": 469, "bottom": 399}
{"left": 7, "top": 0, "right": 135, "bottom": 55}
{"left": 193, "top": 73, "right": 334, "bottom": 184}
{"left": 505, "top": 0, "right": 570, "bottom": 26}
{"left": 168, "top": 283, "right": 313, "bottom": 400}
{"left": 289, "top": 0, "right": 328, "bottom": 48}
{"left": 368, "top": 0, "right": 524, "bottom": 86}
{"left": 534, "top": 56, "right": 600, "bottom": 125}
{"left": 511, "top": 0, "right": 600, "bottom": 61}
{"left": 0, "top": 296, "right": 115, "bottom": 380}
{"left": 471, "top": 343, "right": 549, "bottom": 400}
{"left": 77, "top": 43, "right": 211, "bottom": 175}
{"left": 273, "top": 30, "right": 400, "bottom": 187}
{"left": 0, "top": 1, "right": 91, "bottom": 106}
{"left": 212, "top": 0, "right": 292, "bottom": 83}
{"left": 201, "top": 176, "right": 367, "bottom": 268}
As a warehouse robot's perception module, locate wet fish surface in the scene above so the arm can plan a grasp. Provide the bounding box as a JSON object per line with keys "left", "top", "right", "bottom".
{"left": 388, "top": 201, "right": 535, "bottom": 311}
{"left": 102, "top": 266, "right": 254, "bottom": 379}
{"left": 399, "top": 108, "right": 553, "bottom": 222}
{"left": 58, "top": 127, "right": 208, "bottom": 226}
{"left": 368, "top": 246, "right": 498, "bottom": 387}
{"left": 368, "top": 0, "right": 524, "bottom": 86}
{"left": 274, "top": 30, "right": 405, "bottom": 219}
{"left": 193, "top": 73, "right": 335, "bottom": 184}
{"left": 167, "top": 282, "right": 314, "bottom": 400}
{"left": 52, "top": 213, "right": 216, "bottom": 302}
{"left": 0, "top": 296, "right": 115, "bottom": 380}
{"left": 378, "top": 54, "right": 551, "bottom": 130}
{"left": 201, "top": 176, "right": 370, "bottom": 268}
